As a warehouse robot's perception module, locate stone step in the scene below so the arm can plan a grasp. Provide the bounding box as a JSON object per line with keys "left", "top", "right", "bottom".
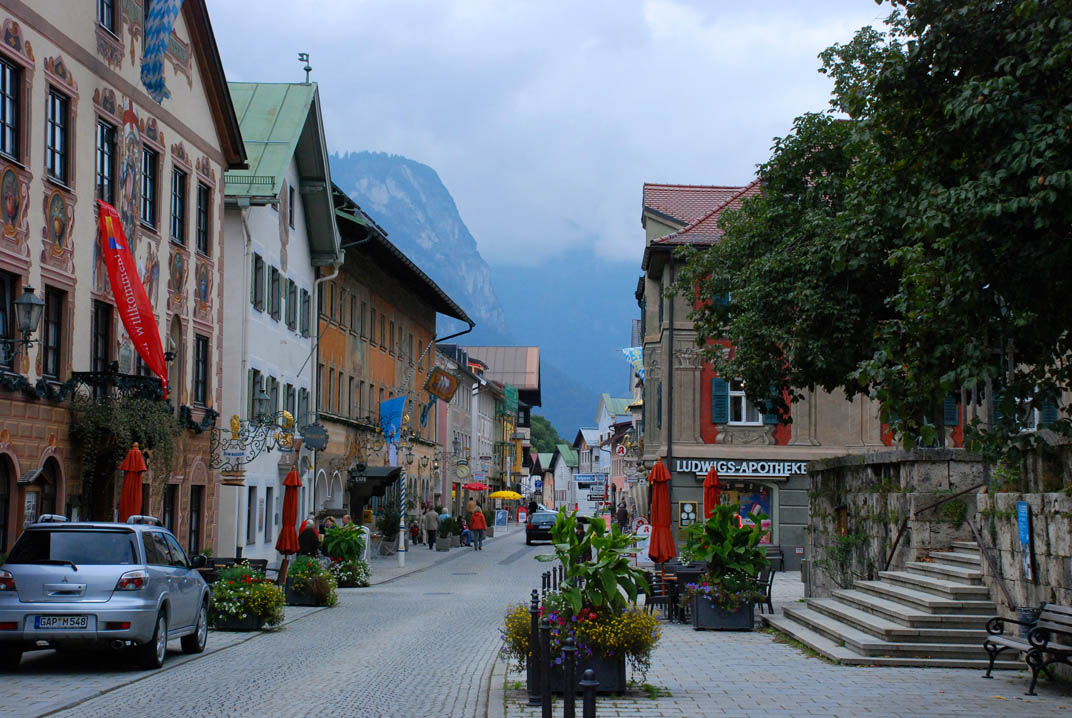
{"left": 762, "top": 613, "right": 1022, "bottom": 670}
{"left": 905, "top": 561, "right": 984, "bottom": 585}
{"left": 856, "top": 580, "right": 996, "bottom": 615}
{"left": 879, "top": 570, "right": 992, "bottom": 600}
{"left": 951, "top": 541, "right": 981, "bottom": 554}
{"left": 782, "top": 605, "right": 996, "bottom": 660}
{"left": 808, "top": 597, "right": 988, "bottom": 644}
{"left": 832, "top": 589, "right": 989, "bottom": 629}
{"left": 928, "top": 551, "right": 983, "bottom": 569}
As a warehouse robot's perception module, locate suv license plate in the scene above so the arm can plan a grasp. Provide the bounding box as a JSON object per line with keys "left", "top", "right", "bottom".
{"left": 35, "top": 615, "right": 89, "bottom": 630}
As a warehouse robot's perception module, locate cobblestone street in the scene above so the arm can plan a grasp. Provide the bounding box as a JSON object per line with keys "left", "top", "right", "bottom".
{"left": 4, "top": 528, "right": 545, "bottom": 718}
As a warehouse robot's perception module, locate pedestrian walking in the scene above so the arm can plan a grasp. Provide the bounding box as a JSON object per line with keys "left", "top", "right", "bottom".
{"left": 528, "top": 498, "right": 538, "bottom": 517}
{"left": 422, "top": 506, "right": 440, "bottom": 549}
{"left": 616, "top": 502, "right": 630, "bottom": 532}
{"left": 469, "top": 503, "right": 487, "bottom": 550}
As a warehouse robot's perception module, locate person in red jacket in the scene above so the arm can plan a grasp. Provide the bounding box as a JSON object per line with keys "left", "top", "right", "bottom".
{"left": 469, "top": 504, "right": 488, "bottom": 551}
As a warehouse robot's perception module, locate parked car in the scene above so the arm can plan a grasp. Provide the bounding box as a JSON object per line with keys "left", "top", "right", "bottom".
{"left": 525, "top": 511, "right": 557, "bottom": 545}
{"left": 0, "top": 516, "right": 209, "bottom": 671}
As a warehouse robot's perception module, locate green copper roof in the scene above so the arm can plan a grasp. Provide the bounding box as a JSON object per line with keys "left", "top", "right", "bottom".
{"left": 601, "top": 393, "right": 633, "bottom": 419}
{"left": 225, "top": 82, "right": 317, "bottom": 198}
{"left": 555, "top": 443, "right": 578, "bottom": 468}
{"left": 538, "top": 452, "right": 553, "bottom": 468}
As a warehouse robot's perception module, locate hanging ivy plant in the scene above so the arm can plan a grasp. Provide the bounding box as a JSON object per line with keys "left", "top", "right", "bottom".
{"left": 69, "top": 391, "right": 181, "bottom": 511}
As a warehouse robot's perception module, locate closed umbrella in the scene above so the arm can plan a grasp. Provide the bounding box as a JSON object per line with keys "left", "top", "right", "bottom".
{"left": 703, "top": 466, "right": 721, "bottom": 519}
{"left": 646, "top": 458, "right": 676, "bottom": 565}
{"left": 275, "top": 467, "right": 302, "bottom": 583}
{"left": 118, "top": 443, "right": 146, "bottom": 523}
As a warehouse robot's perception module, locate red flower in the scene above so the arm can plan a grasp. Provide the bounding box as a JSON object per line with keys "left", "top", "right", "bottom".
{"left": 588, "top": 612, "right": 597, "bottom": 620}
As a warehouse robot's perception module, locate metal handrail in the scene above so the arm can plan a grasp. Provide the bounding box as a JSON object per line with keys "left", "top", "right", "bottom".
{"left": 882, "top": 481, "right": 985, "bottom": 572}
{"left": 967, "top": 517, "right": 1016, "bottom": 608}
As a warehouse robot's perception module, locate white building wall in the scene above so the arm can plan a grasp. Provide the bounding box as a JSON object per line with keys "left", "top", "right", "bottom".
{"left": 220, "top": 159, "right": 316, "bottom": 562}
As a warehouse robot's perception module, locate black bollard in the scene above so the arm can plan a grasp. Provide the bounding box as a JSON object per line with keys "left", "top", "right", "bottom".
{"left": 552, "top": 565, "right": 559, "bottom": 591}
{"left": 542, "top": 571, "right": 549, "bottom": 598}
{"left": 528, "top": 590, "right": 541, "bottom": 706}
{"left": 539, "top": 617, "right": 552, "bottom": 718}
{"left": 580, "top": 668, "right": 599, "bottom": 718}
{"left": 562, "top": 636, "right": 577, "bottom": 718}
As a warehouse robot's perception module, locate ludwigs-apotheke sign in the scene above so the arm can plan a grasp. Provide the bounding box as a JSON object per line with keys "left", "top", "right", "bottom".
{"left": 674, "top": 459, "right": 808, "bottom": 478}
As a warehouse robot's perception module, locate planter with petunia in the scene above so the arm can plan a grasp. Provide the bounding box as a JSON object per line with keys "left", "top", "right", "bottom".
{"left": 500, "top": 509, "right": 660, "bottom": 693}
{"left": 680, "top": 503, "right": 768, "bottom": 631}
{"left": 209, "top": 563, "right": 285, "bottom": 630}
{"left": 285, "top": 554, "right": 338, "bottom": 606}
{"left": 322, "top": 526, "right": 370, "bottom": 587}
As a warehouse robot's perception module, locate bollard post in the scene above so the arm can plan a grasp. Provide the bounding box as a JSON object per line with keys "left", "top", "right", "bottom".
{"left": 552, "top": 564, "right": 559, "bottom": 591}
{"left": 562, "top": 636, "right": 577, "bottom": 718}
{"left": 580, "top": 668, "right": 599, "bottom": 718}
{"left": 539, "top": 617, "right": 552, "bottom": 718}
{"left": 528, "top": 590, "right": 541, "bottom": 706}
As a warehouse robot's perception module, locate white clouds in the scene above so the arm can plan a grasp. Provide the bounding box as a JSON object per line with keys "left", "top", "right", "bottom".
{"left": 208, "top": 0, "right": 886, "bottom": 267}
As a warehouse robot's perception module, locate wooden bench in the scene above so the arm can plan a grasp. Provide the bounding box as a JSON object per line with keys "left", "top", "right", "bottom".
{"left": 983, "top": 603, "right": 1072, "bottom": 695}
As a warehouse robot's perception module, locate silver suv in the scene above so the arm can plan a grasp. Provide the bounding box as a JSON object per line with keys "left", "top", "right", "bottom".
{"left": 0, "top": 516, "right": 209, "bottom": 671}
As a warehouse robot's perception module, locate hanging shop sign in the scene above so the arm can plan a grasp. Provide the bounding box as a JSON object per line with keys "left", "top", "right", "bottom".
{"left": 300, "top": 423, "right": 329, "bottom": 451}
{"left": 675, "top": 459, "right": 807, "bottom": 479}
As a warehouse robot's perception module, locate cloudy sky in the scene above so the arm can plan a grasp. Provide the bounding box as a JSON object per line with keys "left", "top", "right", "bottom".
{"left": 207, "top": 1, "right": 888, "bottom": 269}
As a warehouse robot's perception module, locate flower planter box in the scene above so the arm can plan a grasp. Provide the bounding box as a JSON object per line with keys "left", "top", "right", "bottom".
{"left": 528, "top": 653, "right": 627, "bottom": 694}
{"left": 451, "top": 535, "right": 461, "bottom": 548}
{"left": 436, "top": 538, "right": 450, "bottom": 552}
{"left": 691, "top": 595, "right": 754, "bottom": 631}
{"left": 285, "top": 578, "right": 327, "bottom": 607}
{"left": 486, "top": 524, "right": 495, "bottom": 538}
{"left": 213, "top": 614, "right": 264, "bottom": 631}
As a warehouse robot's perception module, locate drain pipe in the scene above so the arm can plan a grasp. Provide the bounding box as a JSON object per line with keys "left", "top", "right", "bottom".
{"left": 666, "top": 268, "right": 675, "bottom": 537}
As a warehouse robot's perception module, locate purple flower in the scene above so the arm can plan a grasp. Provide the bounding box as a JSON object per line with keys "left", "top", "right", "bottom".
{"left": 555, "top": 657, "right": 562, "bottom": 665}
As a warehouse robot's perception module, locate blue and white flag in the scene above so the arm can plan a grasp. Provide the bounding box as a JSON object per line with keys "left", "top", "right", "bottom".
{"left": 141, "top": 0, "right": 184, "bottom": 104}
{"left": 622, "top": 347, "right": 645, "bottom": 381}
{"left": 378, "top": 396, "right": 406, "bottom": 442}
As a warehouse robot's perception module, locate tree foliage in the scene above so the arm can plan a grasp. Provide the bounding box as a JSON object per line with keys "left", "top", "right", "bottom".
{"left": 529, "top": 413, "right": 562, "bottom": 454}
{"left": 675, "top": 0, "right": 1072, "bottom": 459}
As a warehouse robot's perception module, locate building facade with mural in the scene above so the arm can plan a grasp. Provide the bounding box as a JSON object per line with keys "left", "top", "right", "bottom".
{"left": 0, "top": 1, "right": 245, "bottom": 553}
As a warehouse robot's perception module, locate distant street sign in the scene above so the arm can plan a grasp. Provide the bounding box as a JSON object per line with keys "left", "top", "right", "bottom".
{"left": 534, "top": 479, "right": 543, "bottom": 490}
{"left": 300, "top": 423, "right": 329, "bottom": 451}
{"left": 615, "top": 445, "right": 626, "bottom": 456}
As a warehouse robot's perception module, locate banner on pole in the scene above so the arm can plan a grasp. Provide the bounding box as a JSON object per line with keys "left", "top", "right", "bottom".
{"left": 97, "top": 201, "right": 168, "bottom": 397}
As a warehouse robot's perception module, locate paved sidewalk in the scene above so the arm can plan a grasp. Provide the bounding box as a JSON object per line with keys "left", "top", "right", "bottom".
{"left": 491, "top": 574, "right": 1072, "bottom": 718}
{"left": 366, "top": 524, "right": 518, "bottom": 585}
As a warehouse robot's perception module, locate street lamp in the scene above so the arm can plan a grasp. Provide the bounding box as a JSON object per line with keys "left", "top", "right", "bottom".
{"left": 253, "top": 386, "right": 271, "bottom": 421}
{"left": 0, "top": 286, "right": 45, "bottom": 363}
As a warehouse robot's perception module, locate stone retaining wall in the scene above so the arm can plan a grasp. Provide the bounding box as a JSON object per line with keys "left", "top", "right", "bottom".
{"left": 804, "top": 449, "right": 985, "bottom": 598}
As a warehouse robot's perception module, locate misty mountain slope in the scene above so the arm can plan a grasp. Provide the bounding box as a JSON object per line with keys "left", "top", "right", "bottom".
{"left": 330, "top": 151, "right": 507, "bottom": 335}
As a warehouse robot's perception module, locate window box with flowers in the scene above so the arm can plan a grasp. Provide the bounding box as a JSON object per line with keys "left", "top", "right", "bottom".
{"left": 499, "top": 510, "right": 660, "bottom": 694}
{"left": 680, "top": 503, "right": 769, "bottom": 631}
{"left": 209, "top": 563, "right": 285, "bottom": 631}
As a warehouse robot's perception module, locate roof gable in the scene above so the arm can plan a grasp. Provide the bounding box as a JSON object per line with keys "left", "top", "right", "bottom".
{"left": 185, "top": 0, "right": 246, "bottom": 169}
{"left": 654, "top": 179, "right": 763, "bottom": 247}
{"left": 643, "top": 183, "right": 744, "bottom": 226}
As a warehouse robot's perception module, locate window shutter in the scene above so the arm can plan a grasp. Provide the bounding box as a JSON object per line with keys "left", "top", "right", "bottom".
{"left": 943, "top": 396, "right": 959, "bottom": 426}
{"left": 1040, "top": 398, "right": 1059, "bottom": 426}
{"left": 246, "top": 369, "right": 254, "bottom": 419}
{"left": 249, "top": 256, "right": 256, "bottom": 305}
{"left": 711, "top": 377, "right": 729, "bottom": 424}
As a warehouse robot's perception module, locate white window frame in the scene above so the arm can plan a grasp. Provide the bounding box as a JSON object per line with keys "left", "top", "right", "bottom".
{"left": 728, "top": 379, "right": 764, "bottom": 426}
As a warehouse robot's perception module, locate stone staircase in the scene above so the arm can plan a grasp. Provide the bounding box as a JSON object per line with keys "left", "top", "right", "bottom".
{"left": 765, "top": 541, "right": 1022, "bottom": 669}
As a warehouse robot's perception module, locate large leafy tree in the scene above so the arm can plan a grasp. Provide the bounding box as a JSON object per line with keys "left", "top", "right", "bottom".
{"left": 529, "top": 413, "right": 563, "bottom": 454}
{"left": 675, "top": 0, "right": 1072, "bottom": 458}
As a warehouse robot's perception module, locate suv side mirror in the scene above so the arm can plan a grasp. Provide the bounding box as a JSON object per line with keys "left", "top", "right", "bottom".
{"left": 190, "top": 554, "right": 207, "bottom": 569}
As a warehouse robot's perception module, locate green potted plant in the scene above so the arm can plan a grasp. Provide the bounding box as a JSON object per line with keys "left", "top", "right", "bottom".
{"left": 285, "top": 554, "right": 339, "bottom": 607}
{"left": 375, "top": 502, "right": 402, "bottom": 554}
{"left": 500, "top": 509, "right": 658, "bottom": 694}
{"left": 209, "top": 563, "right": 284, "bottom": 631}
{"left": 322, "top": 526, "right": 370, "bottom": 587}
{"left": 435, "top": 517, "right": 452, "bottom": 552}
{"left": 680, "top": 503, "right": 769, "bottom": 631}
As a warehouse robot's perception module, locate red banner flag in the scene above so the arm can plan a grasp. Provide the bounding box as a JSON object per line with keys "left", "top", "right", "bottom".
{"left": 97, "top": 201, "right": 168, "bottom": 398}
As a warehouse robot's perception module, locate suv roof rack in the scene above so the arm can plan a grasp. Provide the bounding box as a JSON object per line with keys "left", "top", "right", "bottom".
{"left": 125, "top": 515, "right": 162, "bottom": 526}
{"left": 34, "top": 514, "right": 68, "bottom": 523}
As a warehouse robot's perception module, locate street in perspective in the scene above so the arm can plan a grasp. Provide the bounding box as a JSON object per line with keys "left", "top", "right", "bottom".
{"left": 2, "top": 1, "right": 1072, "bottom": 717}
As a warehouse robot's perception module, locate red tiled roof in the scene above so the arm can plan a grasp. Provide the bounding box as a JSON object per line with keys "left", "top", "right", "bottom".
{"left": 654, "top": 179, "right": 763, "bottom": 246}
{"left": 642, "top": 183, "right": 745, "bottom": 226}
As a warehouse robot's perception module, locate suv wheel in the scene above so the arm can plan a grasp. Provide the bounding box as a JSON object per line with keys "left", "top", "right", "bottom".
{"left": 181, "top": 602, "right": 208, "bottom": 654}
{"left": 137, "top": 611, "right": 168, "bottom": 669}
{"left": 0, "top": 647, "right": 22, "bottom": 671}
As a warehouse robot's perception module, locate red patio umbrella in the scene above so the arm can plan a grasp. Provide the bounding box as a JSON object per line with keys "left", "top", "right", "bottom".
{"left": 703, "top": 466, "right": 721, "bottom": 519}
{"left": 462, "top": 481, "right": 490, "bottom": 491}
{"left": 275, "top": 467, "right": 302, "bottom": 583}
{"left": 646, "top": 458, "right": 676, "bottom": 565}
{"left": 117, "top": 443, "right": 146, "bottom": 523}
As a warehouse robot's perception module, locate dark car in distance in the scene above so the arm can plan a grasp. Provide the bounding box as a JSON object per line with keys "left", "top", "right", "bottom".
{"left": 525, "top": 511, "right": 557, "bottom": 545}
